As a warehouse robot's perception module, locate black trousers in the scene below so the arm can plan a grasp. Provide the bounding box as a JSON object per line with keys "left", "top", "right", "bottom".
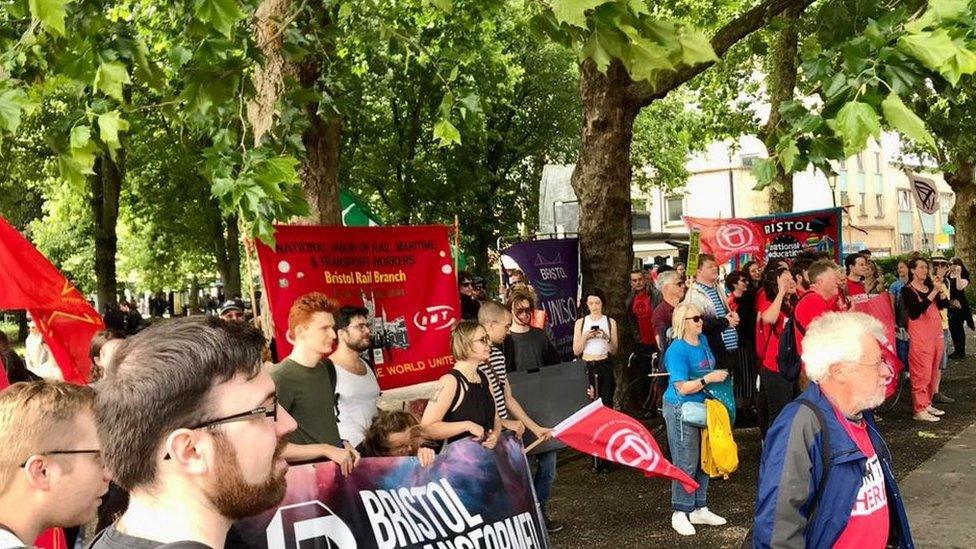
{"left": 587, "top": 358, "right": 616, "bottom": 408}
{"left": 759, "top": 367, "right": 799, "bottom": 438}
{"left": 948, "top": 310, "right": 968, "bottom": 356}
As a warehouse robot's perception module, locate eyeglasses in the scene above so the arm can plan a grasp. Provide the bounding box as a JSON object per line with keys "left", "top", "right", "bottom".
{"left": 20, "top": 449, "right": 101, "bottom": 468}
{"left": 163, "top": 396, "right": 278, "bottom": 460}
{"left": 685, "top": 316, "right": 703, "bottom": 323}
{"left": 473, "top": 335, "right": 491, "bottom": 345}
{"left": 515, "top": 307, "right": 532, "bottom": 315}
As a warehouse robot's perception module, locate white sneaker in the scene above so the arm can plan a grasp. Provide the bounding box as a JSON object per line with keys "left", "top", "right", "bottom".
{"left": 927, "top": 406, "right": 945, "bottom": 416}
{"left": 689, "top": 507, "right": 728, "bottom": 526}
{"left": 913, "top": 411, "right": 941, "bottom": 422}
{"left": 671, "top": 511, "right": 696, "bottom": 536}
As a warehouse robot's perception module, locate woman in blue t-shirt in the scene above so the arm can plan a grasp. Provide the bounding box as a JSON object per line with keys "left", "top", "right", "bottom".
{"left": 662, "top": 302, "right": 730, "bottom": 537}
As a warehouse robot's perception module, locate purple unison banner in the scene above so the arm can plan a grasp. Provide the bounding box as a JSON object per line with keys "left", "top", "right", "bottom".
{"left": 502, "top": 238, "right": 579, "bottom": 361}
{"left": 235, "top": 434, "right": 548, "bottom": 549}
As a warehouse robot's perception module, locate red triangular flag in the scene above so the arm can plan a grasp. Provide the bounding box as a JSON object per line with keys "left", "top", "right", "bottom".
{"left": 0, "top": 216, "right": 104, "bottom": 383}
{"left": 553, "top": 399, "right": 699, "bottom": 493}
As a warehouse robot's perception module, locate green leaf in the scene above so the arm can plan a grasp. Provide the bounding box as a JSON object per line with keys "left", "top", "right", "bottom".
{"left": 254, "top": 156, "right": 300, "bottom": 186}
{"left": 428, "top": 0, "right": 453, "bottom": 12}
{"left": 549, "top": 0, "right": 611, "bottom": 28}
{"left": 433, "top": 118, "right": 461, "bottom": 147}
{"left": 69, "top": 125, "right": 91, "bottom": 149}
{"left": 193, "top": 0, "right": 245, "bottom": 38}
{"left": 897, "top": 29, "right": 957, "bottom": 72}
{"left": 751, "top": 158, "right": 777, "bottom": 190}
{"left": 0, "top": 88, "right": 32, "bottom": 134}
{"left": 881, "top": 93, "right": 937, "bottom": 150}
{"left": 941, "top": 45, "right": 976, "bottom": 86}
{"left": 906, "top": 0, "right": 969, "bottom": 32}
{"left": 627, "top": 37, "right": 672, "bottom": 81}
{"left": 337, "top": 2, "right": 353, "bottom": 19}
{"left": 628, "top": 0, "right": 648, "bottom": 15}
{"left": 94, "top": 61, "right": 131, "bottom": 102}
{"left": 776, "top": 137, "right": 800, "bottom": 172}
{"left": 28, "top": 0, "right": 71, "bottom": 36}
{"left": 581, "top": 29, "right": 612, "bottom": 73}
{"left": 676, "top": 27, "right": 718, "bottom": 65}
{"left": 830, "top": 101, "right": 881, "bottom": 156}
{"left": 97, "top": 110, "right": 130, "bottom": 155}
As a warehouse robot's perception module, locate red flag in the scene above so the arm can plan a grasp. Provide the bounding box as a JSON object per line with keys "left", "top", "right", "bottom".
{"left": 683, "top": 216, "right": 765, "bottom": 265}
{"left": 0, "top": 216, "right": 103, "bottom": 383}
{"left": 553, "top": 399, "right": 699, "bottom": 493}
{"left": 853, "top": 293, "right": 904, "bottom": 399}
{"left": 34, "top": 528, "right": 66, "bottom": 549}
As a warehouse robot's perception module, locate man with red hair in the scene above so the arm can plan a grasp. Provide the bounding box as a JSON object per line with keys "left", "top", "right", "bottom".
{"left": 272, "top": 292, "right": 360, "bottom": 473}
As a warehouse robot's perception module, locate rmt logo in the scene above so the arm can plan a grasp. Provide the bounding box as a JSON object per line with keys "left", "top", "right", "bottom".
{"left": 266, "top": 501, "right": 357, "bottom": 549}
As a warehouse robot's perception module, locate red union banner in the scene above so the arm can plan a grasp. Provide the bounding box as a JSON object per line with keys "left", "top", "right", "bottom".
{"left": 853, "top": 293, "right": 904, "bottom": 399}
{"left": 256, "top": 225, "right": 460, "bottom": 390}
{"left": 552, "top": 399, "right": 699, "bottom": 493}
{"left": 685, "top": 208, "right": 843, "bottom": 264}
{"left": 0, "top": 216, "right": 103, "bottom": 383}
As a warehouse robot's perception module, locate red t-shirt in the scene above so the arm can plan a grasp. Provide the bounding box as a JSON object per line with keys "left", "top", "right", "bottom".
{"left": 631, "top": 292, "right": 655, "bottom": 345}
{"left": 794, "top": 290, "right": 844, "bottom": 358}
{"left": 756, "top": 293, "right": 787, "bottom": 372}
{"left": 847, "top": 279, "right": 868, "bottom": 305}
{"left": 831, "top": 407, "right": 890, "bottom": 549}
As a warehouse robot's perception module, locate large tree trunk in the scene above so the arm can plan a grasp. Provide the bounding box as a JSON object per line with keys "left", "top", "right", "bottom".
{"left": 89, "top": 153, "right": 123, "bottom": 313}
{"left": 946, "top": 158, "right": 976, "bottom": 270}
{"left": 571, "top": 60, "right": 640, "bottom": 409}
{"left": 249, "top": 0, "right": 342, "bottom": 225}
{"left": 762, "top": 6, "right": 801, "bottom": 214}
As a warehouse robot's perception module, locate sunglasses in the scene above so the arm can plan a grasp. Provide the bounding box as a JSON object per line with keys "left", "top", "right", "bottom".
{"left": 685, "top": 315, "right": 703, "bottom": 323}
{"left": 515, "top": 307, "right": 532, "bottom": 314}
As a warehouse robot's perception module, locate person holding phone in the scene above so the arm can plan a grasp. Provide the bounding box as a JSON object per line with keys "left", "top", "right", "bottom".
{"left": 902, "top": 257, "right": 951, "bottom": 421}
{"left": 572, "top": 289, "right": 619, "bottom": 408}
{"left": 947, "top": 258, "right": 973, "bottom": 360}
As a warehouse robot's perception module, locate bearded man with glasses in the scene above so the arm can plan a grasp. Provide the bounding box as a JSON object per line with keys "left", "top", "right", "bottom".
{"left": 0, "top": 381, "right": 109, "bottom": 548}
{"left": 91, "top": 316, "right": 296, "bottom": 548}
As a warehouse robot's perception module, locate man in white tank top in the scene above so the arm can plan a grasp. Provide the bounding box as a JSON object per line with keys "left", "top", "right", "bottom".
{"left": 332, "top": 306, "right": 381, "bottom": 448}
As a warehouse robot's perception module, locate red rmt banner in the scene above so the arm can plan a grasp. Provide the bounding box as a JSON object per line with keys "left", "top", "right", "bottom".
{"left": 553, "top": 399, "right": 699, "bottom": 493}
{"left": 256, "top": 225, "right": 460, "bottom": 390}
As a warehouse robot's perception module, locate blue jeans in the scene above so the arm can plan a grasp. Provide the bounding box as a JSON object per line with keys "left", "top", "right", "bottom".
{"left": 897, "top": 338, "right": 910, "bottom": 374}
{"left": 530, "top": 449, "right": 557, "bottom": 509}
{"left": 942, "top": 329, "right": 950, "bottom": 370}
{"left": 663, "top": 400, "right": 709, "bottom": 512}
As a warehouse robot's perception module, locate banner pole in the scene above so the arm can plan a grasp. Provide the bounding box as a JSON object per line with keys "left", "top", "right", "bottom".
{"left": 454, "top": 215, "right": 461, "bottom": 274}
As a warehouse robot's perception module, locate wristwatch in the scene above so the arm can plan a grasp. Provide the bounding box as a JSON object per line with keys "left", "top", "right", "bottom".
{"left": 700, "top": 378, "right": 707, "bottom": 387}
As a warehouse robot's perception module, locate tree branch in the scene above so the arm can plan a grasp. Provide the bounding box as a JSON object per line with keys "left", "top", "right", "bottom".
{"left": 628, "top": 0, "right": 817, "bottom": 106}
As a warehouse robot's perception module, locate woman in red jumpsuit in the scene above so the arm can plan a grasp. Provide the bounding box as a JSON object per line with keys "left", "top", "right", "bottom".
{"left": 901, "top": 257, "right": 950, "bottom": 422}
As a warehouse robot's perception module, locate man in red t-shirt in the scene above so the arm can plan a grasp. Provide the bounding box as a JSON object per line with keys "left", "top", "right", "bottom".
{"left": 627, "top": 269, "right": 659, "bottom": 416}
{"left": 845, "top": 253, "right": 869, "bottom": 304}
{"left": 794, "top": 260, "right": 848, "bottom": 388}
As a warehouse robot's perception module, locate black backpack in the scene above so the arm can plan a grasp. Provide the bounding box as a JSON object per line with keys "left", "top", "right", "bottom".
{"left": 777, "top": 293, "right": 813, "bottom": 382}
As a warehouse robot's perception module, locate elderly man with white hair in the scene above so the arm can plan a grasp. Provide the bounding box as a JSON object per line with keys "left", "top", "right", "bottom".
{"left": 752, "top": 312, "right": 914, "bottom": 549}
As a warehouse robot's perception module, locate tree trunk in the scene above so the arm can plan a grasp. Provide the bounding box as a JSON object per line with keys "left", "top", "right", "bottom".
{"left": 946, "top": 158, "right": 976, "bottom": 270}
{"left": 249, "top": 0, "right": 342, "bottom": 226}
{"left": 225, "top": 214, "right": 242, "bottom": 298}
{"left": 762, "top": 7, "right": 801, "bottom": 214}
{"left": 16, "top": 310, "right": 27, "bottom": 342}
{"left": 89, "top": 153, "right": 123, "bottom": 313}
{"left": 188, "top": 276, "right": 202, "bottom": 315}
{"left": 571, "top": 59, "right": 640, "bottom": 409}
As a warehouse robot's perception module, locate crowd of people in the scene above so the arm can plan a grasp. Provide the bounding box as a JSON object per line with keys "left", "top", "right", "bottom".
{"left": 0, "top": 248, "right": 971, "bottom": 548}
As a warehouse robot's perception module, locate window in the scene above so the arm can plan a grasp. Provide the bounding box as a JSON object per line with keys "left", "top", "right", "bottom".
{"left": 632, "top": 213, "right": 651, "bottom": 231}
{"left": 941, "top": 193, "right": 953, "bottom": 214}
{"left": 898, "top": 189, "right": 912, "bottom": 211}
{"left": 875, "top": 193, "right": 884, "bottom": 217}
{"left": 900, "top": 233, "right": 914, "bottom": 252}
{"left": 740, "top": 153, "right": 761, "bottom": 167}
{"left": 666, "top": 196, "right": 684, "bottom": 223}
{"left": 856, "top": 152, "right": 865, "bottom": 172}
{"left": 924, "top": 233, "right": 935, "bottom": 247}
{"left": 837, "top": 159, "right": 847, "bottom": 173}
{"left": 858, "top": 192, "right": 867, "bottom": 216}
{"left": 874, "top": 152, "right": 882, "bottom": 174}
{"left": 840, "top": 191, "right": 850, "bottom": 207}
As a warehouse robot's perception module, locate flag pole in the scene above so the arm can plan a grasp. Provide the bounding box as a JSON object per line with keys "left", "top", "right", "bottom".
{"left": 238, "top": 210, "right": 272, "bottom": 339}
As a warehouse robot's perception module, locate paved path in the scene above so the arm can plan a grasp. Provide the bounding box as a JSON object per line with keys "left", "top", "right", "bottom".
{"left": 901, "top": 421, "right": 976, "bottom": 548}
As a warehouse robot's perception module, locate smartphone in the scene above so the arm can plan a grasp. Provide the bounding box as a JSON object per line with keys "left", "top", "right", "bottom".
{"left": 590, "top": 326, "right": 600, "bottom": 332}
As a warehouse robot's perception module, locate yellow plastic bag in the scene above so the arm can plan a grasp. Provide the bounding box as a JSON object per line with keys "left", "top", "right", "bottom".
{"left": 701, "top": 398, "right": 739, "bottom": 479}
